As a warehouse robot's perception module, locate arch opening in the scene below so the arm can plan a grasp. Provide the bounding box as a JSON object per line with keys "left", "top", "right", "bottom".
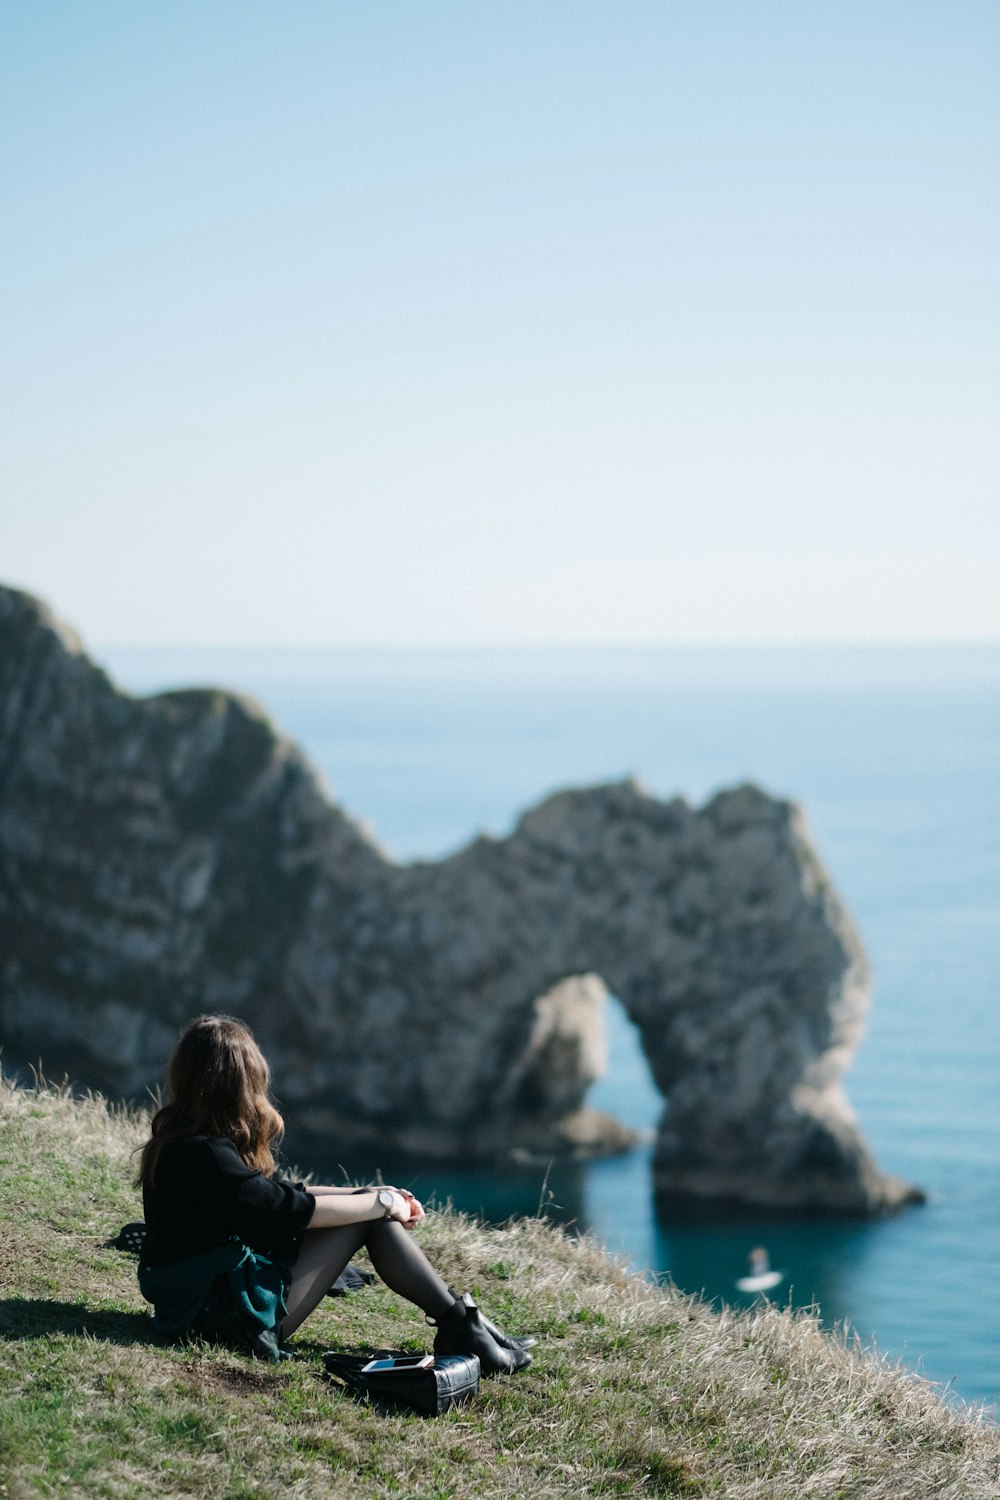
{"left": 586, "top": 989, "right": 662, "bottom": 1142}
{"left": 503, "top": 974, "right": 660, "bottom": 1161}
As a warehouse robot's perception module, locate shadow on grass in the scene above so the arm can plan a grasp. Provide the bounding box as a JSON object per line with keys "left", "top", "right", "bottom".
{"left": 0, "top": 1297, "right": 167, "bottom": 1347}
{"left": 0, "top": 1302, "right": 384, "bottom": 1365}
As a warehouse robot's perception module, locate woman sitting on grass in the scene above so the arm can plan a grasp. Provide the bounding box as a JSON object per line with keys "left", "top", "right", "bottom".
{"left": 135, "top": 1014, "right": 532, "bottom": 1372}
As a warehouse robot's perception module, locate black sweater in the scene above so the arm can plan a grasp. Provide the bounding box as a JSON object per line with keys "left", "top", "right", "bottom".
{"left": 141, "top": 1135, "right": 316, "bottom": 1269}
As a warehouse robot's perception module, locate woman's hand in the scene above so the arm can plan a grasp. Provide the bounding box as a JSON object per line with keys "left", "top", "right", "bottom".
{"left": 395, "top": 1189, "right": 425, "bottom": 1229}
{"left": 386, "top": 1192, "right": 411, "bottom": 1224}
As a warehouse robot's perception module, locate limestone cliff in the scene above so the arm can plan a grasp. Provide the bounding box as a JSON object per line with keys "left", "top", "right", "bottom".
{"left": 0, "top": 585, "right": 921, "bottom": 1213}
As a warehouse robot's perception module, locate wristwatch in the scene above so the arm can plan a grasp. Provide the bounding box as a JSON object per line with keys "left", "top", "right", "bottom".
{"left": 377, "top": 1189, "right": 396, "bottom": 1218}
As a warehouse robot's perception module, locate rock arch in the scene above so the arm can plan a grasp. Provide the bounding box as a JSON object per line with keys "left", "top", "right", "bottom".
{"left": 0, "top": 586, "right": 920, "bottom": 1214}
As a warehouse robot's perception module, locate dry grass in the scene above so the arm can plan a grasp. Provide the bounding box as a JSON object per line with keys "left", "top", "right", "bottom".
{"left": 1, "top": 1069, "right": 997, "bottom": 1498}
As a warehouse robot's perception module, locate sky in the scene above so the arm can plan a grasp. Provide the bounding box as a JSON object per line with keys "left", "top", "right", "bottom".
{"left": 2, "top": 1, "right": 997, "bottom": 647}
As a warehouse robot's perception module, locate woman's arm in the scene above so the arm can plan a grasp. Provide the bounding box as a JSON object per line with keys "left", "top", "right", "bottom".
{"left": 306, "top": 1187, "right": 417, "bottom": 1230}
{"left": 307, "top": 1184, "right": 375, "bottom": 1196}
{"left": 307, "top": 1184, "right": 424, "bottom": 1218}
{"left": 307, "top": 1184, "right": 403, "bottom": 1197}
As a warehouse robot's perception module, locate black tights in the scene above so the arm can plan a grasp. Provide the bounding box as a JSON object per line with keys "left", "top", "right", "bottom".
{"left": 281, "top": 1219, "right": 454, "bottom": 1338}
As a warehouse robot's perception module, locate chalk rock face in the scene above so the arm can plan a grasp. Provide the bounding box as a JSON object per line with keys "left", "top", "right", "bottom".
{"left": 0, "top": 586, "right": 921, "bottom": 1213}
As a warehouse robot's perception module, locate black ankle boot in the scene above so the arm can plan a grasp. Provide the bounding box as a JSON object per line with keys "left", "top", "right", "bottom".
{"left": 433, "top": 1292, "right": 532, "bottom": 1375}
{"left": 477, "top": 1310, "right": 537, "bottom": 1353}
{"left": 438, "top": 1284, "right": 536, "bottom": 1352}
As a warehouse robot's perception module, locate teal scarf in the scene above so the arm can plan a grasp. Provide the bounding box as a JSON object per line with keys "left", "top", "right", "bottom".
{"left": 138, "top": 1239, "right": 290, "bottom": 1362}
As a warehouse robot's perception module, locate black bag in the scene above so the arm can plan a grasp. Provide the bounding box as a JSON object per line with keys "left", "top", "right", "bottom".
{"left": 111, "top": 1221, "right": 147, "bottom": 1255}
{"left": 323, "top": 1351, "right": 480, "bottom": 1415}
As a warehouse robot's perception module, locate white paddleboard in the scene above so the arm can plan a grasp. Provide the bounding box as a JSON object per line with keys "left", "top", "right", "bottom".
{"left": 735, "top": 1269, "right": 784, "bottom": 1293}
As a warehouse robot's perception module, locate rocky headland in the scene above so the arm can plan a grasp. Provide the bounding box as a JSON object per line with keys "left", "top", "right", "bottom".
{"left": 0, "top": 584, "right": 922, "bottom": 1213}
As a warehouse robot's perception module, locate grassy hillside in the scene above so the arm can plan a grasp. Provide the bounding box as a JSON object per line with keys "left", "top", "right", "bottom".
{"left": 1, "top": 1072, "right": 996, "bottom": 1499}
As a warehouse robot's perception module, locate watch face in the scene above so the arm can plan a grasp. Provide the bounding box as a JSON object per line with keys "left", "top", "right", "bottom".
{"left": 378, "top": 1190, "right": 394, "bottom": 1213}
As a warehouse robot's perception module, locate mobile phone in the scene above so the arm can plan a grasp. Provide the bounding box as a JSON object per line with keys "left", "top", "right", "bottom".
{"left": 361, "top": 1354, "right": 434, "bottom": 1372}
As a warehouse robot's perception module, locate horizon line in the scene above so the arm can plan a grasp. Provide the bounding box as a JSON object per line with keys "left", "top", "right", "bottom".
{"left": 97, "top": 637, "right": 1000, "bottom": 653}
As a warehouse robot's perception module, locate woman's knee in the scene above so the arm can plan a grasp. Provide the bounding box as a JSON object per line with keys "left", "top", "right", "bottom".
{"left": 364, "top": 1218, "right": 398, "bottom": 1248}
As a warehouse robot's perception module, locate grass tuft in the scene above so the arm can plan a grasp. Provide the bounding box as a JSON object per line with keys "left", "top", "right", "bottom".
{"left": 1, "top": 1068, "right": 997, "bottom": 1498}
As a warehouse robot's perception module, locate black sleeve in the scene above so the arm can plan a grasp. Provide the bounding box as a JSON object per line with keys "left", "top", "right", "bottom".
{"left": 194, "top": 1138, "right": 316, "bottom": 1254}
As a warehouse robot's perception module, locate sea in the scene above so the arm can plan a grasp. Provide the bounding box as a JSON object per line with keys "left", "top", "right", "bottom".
{"left": 104, "top": 643, "right": 1000, "bottom": 1413}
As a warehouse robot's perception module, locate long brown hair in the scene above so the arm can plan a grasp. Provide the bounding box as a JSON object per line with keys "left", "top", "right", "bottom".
{"left": 135, "top": 1014, "right": 284, "bottom": 1187}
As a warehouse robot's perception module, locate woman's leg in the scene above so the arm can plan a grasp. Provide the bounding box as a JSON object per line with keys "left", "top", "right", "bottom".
{"left": 282, "top": 1221, "right": 454, "bottom": 1338}
{"left": 282, "top": 1224, "right": 368, "bottom": 1337}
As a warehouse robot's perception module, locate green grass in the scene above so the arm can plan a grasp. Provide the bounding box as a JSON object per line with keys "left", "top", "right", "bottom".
{"left": 1, "top": 1071, "right": 997, "bottom": 1499}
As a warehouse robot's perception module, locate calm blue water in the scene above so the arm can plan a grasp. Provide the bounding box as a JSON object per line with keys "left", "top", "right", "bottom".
{"left": 105, "top": 644, "right": 1000, "bottom": 1411}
